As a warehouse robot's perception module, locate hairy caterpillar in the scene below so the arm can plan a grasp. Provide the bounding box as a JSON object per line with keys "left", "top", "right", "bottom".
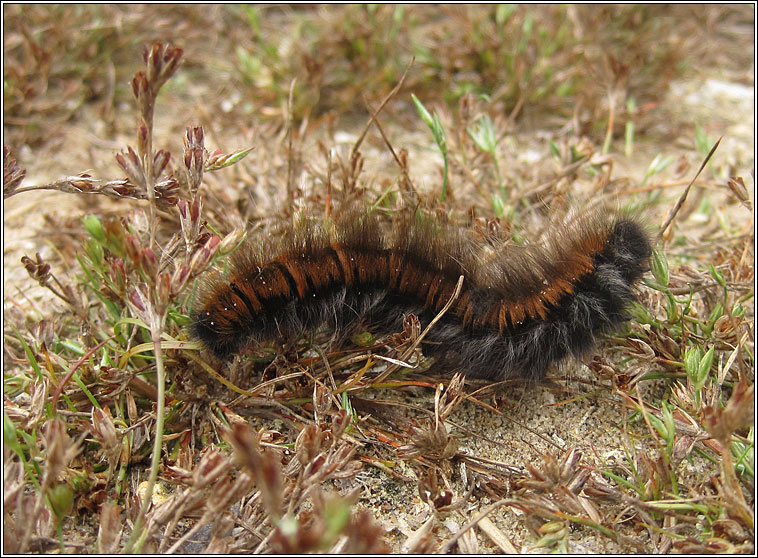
{"left": 191, "top": 210, "right": 651, "bottom": 381}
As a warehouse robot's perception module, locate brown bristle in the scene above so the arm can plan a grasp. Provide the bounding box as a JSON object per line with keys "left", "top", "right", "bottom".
{"left": 333, "top": 245, "right": 357, "bottom": 285}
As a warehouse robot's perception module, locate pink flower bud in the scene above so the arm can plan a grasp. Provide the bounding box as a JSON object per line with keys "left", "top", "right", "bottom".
{"left": 141, "top": 247, "right": 158, "bottom": 280}
{"left": 189, "top": 235, "right": 220, "bottom": 272}
{"left": 171, "top": 264, "right": 191, "bottom": 296}
{"left": 132, "top": 72, "right": 148, "bottom": 99}
{"left": 137, "top": 127, "right": 149, "bottom": 157}
{"left": 147, "top": 42, "right": 162, "bottom": 83}
{"left": 128, "top": 287, "right": 147, "bottom": 313}
{"left": 153, "top": 150, "right": 171, "bottom": 179}
{"left": 193, "top": 147, "right": 203, "bottom": 175}
{"left": 190, "top": 197, "right": 201, "bottom": 222}
{"left": 155, "top": 272, "right": 171, "bottom": 311}
{"left": 124, "top": 233, "right": 141, "bottom": 267}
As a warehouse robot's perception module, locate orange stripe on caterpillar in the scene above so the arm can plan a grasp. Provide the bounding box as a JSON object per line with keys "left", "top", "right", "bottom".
{"left": 191, "top": 210, "right": 651, "bottom": 380}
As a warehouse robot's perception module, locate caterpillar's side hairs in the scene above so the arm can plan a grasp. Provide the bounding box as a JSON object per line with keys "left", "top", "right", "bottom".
{"left": 191, "top": 210, "right": 651, "bottom": 381}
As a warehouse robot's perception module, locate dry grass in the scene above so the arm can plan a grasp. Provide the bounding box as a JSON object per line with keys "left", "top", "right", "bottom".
{"left": 3, "top": 4, "right": 754, "bottom": 553}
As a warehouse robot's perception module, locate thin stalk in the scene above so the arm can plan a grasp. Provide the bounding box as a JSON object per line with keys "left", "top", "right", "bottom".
{"left": 492, "top": 155, "right": 504, "bottom": 200}
{"left": 123, "top": 325, "right": 166, "bottom": 553}
{"left": 57, "top": 522, "right": 65, "bottom": 553}
{"left": 440, "top": 155, "right": 449, "bottom": 202}
{"left": 602, "top": 90, "right": 616, "bottom": 155}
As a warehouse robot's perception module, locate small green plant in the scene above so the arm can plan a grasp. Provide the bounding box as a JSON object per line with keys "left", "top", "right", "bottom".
{"left": 468, "top": 113, "right": 504, "bottom": 196}
{"left": 412, "top": 93, "right": 449, "bottom": 202}
{"left": 640, "top": 153, "right": 674, "bottom": 188}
